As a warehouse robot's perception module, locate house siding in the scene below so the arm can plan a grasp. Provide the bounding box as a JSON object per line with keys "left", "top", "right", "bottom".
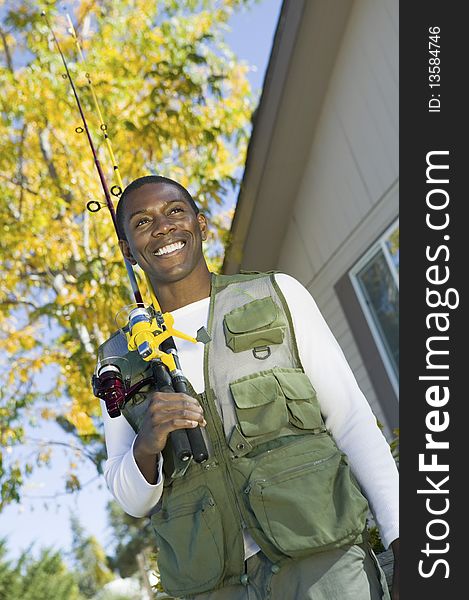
{"left": 275, "top": 0, "right": 398, "bottom": 436}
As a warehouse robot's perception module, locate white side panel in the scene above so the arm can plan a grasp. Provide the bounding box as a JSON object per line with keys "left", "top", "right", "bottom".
{"left": 264, "top": 0, "right": 398, "bottom": 436}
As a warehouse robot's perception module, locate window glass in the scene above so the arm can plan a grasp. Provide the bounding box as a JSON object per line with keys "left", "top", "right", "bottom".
{"left": 351, "top": 221, "right": 399, "bottom": 392}
{"left": 385, "top": 227, "right": 400, "bottom": 274}
{"left": 356, "top": 251, "right": 399, "bottom": 379}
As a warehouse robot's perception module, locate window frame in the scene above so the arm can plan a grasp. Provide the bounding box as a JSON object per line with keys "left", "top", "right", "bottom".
{"left": 349, "top": 219, "right": 399, "bottom": 398}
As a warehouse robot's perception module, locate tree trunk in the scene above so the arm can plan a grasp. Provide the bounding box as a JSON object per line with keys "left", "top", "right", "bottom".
{"left": 136, "top": 551, "right": 154, "bottom": 599}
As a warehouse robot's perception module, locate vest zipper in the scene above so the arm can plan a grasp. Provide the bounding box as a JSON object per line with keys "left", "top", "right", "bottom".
{"left": 244, "top": 453, "right": 337, "bottom": 495}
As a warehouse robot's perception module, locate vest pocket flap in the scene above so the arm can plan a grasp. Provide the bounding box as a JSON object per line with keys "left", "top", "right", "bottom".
{"left": 230, "top": 373, "right": 280, "bottom": 408}
{"left": 224, "top": 296, "right": 278, "bottom": 333}
{"left": 223, "top": 297, "right": 287, "bottom": 353}
{"left": 274, "top": 369, "right": 324, "bottom": 430}
{"left": 274, "top": 369, "right": 316, "bottom": 400}
{"left": 230, "top": 373, "right": 288, "bottom": 437}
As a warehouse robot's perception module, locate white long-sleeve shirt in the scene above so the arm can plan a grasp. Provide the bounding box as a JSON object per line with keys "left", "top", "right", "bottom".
{"left": 101, "top": 273, "right": 399, "bottom": 552}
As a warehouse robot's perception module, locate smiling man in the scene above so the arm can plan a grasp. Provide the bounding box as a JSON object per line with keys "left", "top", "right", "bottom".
{"left": 97, "top": 175, "right": 399, "bottom": 600}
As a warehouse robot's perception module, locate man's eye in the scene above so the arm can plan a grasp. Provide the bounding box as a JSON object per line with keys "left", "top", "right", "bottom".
{"left": 169, "top": 207, "right": 183, "bottom": 215}
{"left": 136, "top": 217, "right": 150, "bottom": 227}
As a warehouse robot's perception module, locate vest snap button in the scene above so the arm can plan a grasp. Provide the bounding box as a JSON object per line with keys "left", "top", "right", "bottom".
{"left": 236, "top": 443, "right": 245, "bottom": 450}
{"left": 271, "top": 564, "right": 280, "bottom": 574}
{"left": 240, "top": 574, "right": 249, "bottom": 585}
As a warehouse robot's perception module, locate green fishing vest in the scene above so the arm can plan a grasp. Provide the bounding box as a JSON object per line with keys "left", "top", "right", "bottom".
{"left": 97, "top": 272, "right": 369, "bottom": 597}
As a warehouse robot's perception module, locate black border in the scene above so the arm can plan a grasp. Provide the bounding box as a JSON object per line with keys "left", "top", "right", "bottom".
{"left": 400, "top": 2, "right": 465, "bottom": 595}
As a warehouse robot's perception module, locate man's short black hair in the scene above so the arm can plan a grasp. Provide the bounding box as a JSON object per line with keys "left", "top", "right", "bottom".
{"left": 116, "top": 175, "right": 199, "bottom": 240}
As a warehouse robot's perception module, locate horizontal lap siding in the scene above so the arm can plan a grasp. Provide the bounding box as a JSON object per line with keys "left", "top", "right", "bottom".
{"left": 276, "top": 0, "right": 398, "bottom": 437}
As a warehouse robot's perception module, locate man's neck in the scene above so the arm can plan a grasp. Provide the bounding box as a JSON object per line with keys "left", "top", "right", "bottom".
{"left": 148, "top": 266, "right": 212, "bottom": 313}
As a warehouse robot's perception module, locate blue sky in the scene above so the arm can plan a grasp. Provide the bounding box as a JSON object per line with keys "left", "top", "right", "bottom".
{"left": 1, "top": 0, "right": 283, "bottom": 563}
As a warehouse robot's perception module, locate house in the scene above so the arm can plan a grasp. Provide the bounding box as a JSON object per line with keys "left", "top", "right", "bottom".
{"left": 223, "top": 0, "right": 398, "bottom": 439}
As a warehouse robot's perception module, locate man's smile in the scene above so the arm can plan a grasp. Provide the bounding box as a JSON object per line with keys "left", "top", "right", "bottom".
{"left": 152, "top": 240, "right": 187, "bottom": 257}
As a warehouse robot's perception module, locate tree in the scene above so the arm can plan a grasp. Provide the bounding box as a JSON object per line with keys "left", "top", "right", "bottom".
{"left": 0, "top": 0, "right": 255, "bottom": 508}
{"left": 105, "top": 499, "right": 163, "bottom": 598}
{"left": 0, "top": 537, "right": 84, "bottom": 600}
{"left": 105, "top": 500, "right": 154, "bottom": 579}
{"left": 70, "top": 513, "right": 114, "bottom": 598}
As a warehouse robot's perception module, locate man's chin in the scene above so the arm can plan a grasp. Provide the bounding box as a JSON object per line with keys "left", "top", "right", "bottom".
{"left": 148, "top": 263, "right": 192, "bottom": 286}
{"left": 145, "top": 253, "right": 207, "bottom": 288}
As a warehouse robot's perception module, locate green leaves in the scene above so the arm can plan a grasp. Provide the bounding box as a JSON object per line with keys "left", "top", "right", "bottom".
{"left": 0, "top": 540, "right": 84, "bottom": 600}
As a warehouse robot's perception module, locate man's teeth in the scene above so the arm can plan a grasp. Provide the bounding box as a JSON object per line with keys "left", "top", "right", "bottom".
{"left": 154, "top": 241, "right": 185, "bottom": 256}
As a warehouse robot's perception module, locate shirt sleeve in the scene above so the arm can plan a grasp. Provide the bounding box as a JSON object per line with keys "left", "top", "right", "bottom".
{"left": 100, "top": 399, "right": 164, "bottom": 518}
{"left": 275, "top": 273, "right": 399, "bottom": 549}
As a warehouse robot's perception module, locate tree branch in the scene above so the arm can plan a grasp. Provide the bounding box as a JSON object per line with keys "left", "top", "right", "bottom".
{"left": 38, "top": 127, "right": 74, "bottom": 205}
{"left": 0, "top": 27, "right": 14, "bottom": 73}
{"left": 16, "top": 123, "right": 28, "bottom": 218}
{"left": 0, "top": 173, "right": 40, "bottom": 197}
{"left": 22, "top": 475, "right": 101, "bottom": 500}
{"left": 26, "top": 437, "right": 100, "bottom": 468}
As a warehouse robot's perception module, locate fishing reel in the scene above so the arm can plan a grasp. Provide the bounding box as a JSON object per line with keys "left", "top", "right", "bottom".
{"left": 94, "top": 303, "right": 198, "bottom": 418}
{"left": 92, "top": 356, "right": 154, "bottom": 419}
{"left": 94, "top": 302, "right": 210, "bottom": 464}
{"left": 92, "top": 363, "right": 125, "bottom": 418}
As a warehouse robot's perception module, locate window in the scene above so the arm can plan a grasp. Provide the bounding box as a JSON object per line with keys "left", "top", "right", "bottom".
{"left": 350, "top": 220, "right": 399, "bottom": 396}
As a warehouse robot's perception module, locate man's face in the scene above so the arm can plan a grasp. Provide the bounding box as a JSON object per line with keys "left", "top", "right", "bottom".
{"left": 119, "top": 182, "right": 207, "bottom": 285}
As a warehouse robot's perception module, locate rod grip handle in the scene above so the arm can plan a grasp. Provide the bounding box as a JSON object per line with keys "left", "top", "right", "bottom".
{"left": 171, "top": 374, "right": 208, "bottom": 463}
{"left": 186, "top": 426, "right": 209, "bottom": 463}
{"left": 169, "top": 429, "right": 193, "bottom": 463}
{"left": 153, "top": 364, "right": 193, "bottom": 463}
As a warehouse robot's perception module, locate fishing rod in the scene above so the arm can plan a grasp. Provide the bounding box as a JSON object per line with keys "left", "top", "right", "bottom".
{"left": 42, "top": 11, "right": 208, "bottom": 464}
{"left": 41, "top": 11, "right": 143, "bottom": 306}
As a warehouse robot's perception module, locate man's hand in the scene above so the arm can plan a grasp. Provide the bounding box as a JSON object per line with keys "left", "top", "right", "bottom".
{"left": 391, "top": 538, "right": 399, "bottom": 600}
{"left": 133, "top": 392, "right": 206, "bottom": 483}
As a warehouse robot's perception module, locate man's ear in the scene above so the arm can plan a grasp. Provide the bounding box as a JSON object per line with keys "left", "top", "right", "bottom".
{"left": 118, "top": 239, "right": 137, "bottom": 265}
{"left": 198, "top": 213, "right": 208, "bottom": 241}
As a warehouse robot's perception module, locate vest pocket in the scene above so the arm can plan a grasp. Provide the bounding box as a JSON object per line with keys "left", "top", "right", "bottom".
{"left": 230, "top": 372, "right": 289, "bottom": 437}
{"left": 274, "top": 369, "right": 323, "bottom": 430}
{"left": 244, "top": 436, "right": 369, "bottom": 557}
{"left": 223, "top": 296, "right": 286, "bottom": 353}
{"left": 150, "top": 486, "right": 224, "bottom": 595}
{"left": 229, "top": 368, "right": 324, "bottom": 439}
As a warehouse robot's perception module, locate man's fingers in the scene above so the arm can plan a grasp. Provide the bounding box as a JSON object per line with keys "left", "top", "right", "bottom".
{"left": 171, "top": 419, "right": 200, "bottom": 428}
{"left": 150, "top": 395, "right": 203, "bottom": 416}
{"left": 151, "top": 391, "right": 198, "bottom": 404}
{"left": 142, "top": 393, "right": 206, "bottom": 452}
{"left": 151, "top": 392, "right": 202, "bottom": 408}
{"left": 153, "top": 403, "right": 204, "bottom": 420}
{"left": 154, "top": 409, "right": 205, "bottom": 426}
{"left": 157, "top": 419, "right": 202, "bottom": 439}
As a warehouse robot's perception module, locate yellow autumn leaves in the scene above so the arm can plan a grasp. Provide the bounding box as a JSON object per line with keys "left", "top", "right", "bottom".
{"left": 0, "top": 0, "right": 254, "bottom": 504}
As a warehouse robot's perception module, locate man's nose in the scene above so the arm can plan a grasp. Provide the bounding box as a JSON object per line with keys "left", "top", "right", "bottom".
{"left": 151, "top": 215, "right": 176, "bottom": 237}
